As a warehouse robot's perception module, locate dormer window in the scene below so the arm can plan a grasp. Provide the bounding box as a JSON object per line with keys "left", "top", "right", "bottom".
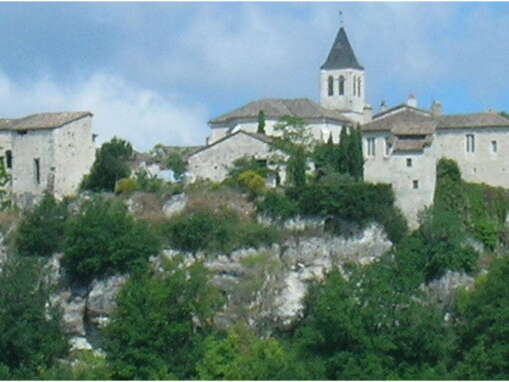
{"left": 339, "top": 76, "right": 345, "bottom": 95}
{"left": 328, "top": 76, "right": 334, "bottom": 96}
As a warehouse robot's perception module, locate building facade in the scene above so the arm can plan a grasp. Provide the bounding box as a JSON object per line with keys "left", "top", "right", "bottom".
{"left": 0, "top": 112, "right": 96, "bottom": 205}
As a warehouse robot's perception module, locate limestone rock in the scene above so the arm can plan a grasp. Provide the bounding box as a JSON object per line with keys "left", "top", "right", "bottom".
{"left": 162, "top": 193, "right": 188, "bottom": 218}
{"left": 423, "top": 271, "right": 475, "bottom": 309}
{"left": 86, "top": 275, "right": 128, "bottom": 328}
{"left": 57, "top": 291, "right": 87, "bottom": 336}
{"left": 69, "top": 336, "right": 93, "bottom": 352}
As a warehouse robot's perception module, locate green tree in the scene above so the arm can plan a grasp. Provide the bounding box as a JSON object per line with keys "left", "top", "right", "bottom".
{"left": 81, "top": 137, "right": 133, "bottom": 192}
{"left": 272, "top": 116, "right": 313, "bottom": 187}
{"left": 293, "top": 261, "right": 452, "bottom": 379}
{"left": 0, "top": 256, "right": 68, "bottom": 378}
{"left": 0, "top": 156, "right": 11, "bottom": 209}
{"left": 63, "top": 196, "right": 161, "bottom": 282}
{"left": 197, "top": 325, "right": 299, "bottom": 380}
{"left": 15, "top": 192, "right": 68, "bottom": 257}
{"left": 166, "top": 151, "right": 187, "bottom": 181}
{"left": 257, "top": 110, "right": 266, "bottom": 135}
{"left": 337, "top": 124, "right": 350, "bottom": 174}
{"left": 102, "top": 256, "right": 222, "bottom": 379}
{"left": 349, "top": 124, "right": 364, "bottom": 180}
{"left": 452, "top": 256, "right": 509, "bottom": 379}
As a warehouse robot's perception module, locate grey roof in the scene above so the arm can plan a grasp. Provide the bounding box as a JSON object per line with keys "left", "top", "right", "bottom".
{"left": 321, "top": 27, "right": 364, "bottom": 70}
{"left": 372, "top": 103, "right": 432, "bottom": 120}
{"left": 210, "top": 98, "right": 352, "bottom": 124}
{"left": 393, "top": 138, "right": 430, "bottom": 153}
{"left": 363, "top": 109, "right": 434, "bottom": 133}
{"left": 0, "top": 111, "right": 92, "bottom": 131}
{"left": 437, "top": 112, "right": 509, "bottom": 129}
{"left": 188, "top": 130, "right": 273, "bottom": 158}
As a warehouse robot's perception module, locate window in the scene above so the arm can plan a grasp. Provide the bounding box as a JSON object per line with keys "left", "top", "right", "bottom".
{"left": 353, "top": 76, "right": 357, "bottom": 96}
{"left": 34, "top": 158, "right": 40, "bottom": 185}
{"left": 492, "top": 140, "right": 498, "bottom": 153}
{"left": 413, "top": 180, "right": 419, "bottom": 189}
{"left": 358, "top": 77, "right": 362, "bottom": 97}
{"left": 406, "top": 158, "right": 412, "bottom": 167}
{"left": 385, "top": 137, "right": 391, "bottom": 156}
{"left": 328, "top": 76, "right": 334, "bottom": 96}
{"left": 367, "top": 137, "right": 376, "bottom": 157}
{"left": 17, "top": 130, "right": 27, "bottom": 135}
{"left": 339, "top": 76, "right": 345, "bottom": 95}
{"left": 6, "top": 150, "right": 12, "bottom": 169}
{"left": 466, "top": 134, "right": 475, "bottom": 153}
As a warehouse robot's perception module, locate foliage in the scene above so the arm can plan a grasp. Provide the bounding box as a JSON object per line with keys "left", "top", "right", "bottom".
{"left": 0, "top": 156, "right": 11, "bottom": 209}
{"left": 38, "top": 350, "right": 113, "bottom": 380}
{"left": 166, "top": 151, "right": 187, "bottom": 181}
{"left": 452, "top": 255, "right": 509, "bottom": 379}
{"left": 237, "top": 170, "right": 266, "bottom": 196}
{"left": 227, "top": 155, "right": 272, "bottom": 180}
{"left": 312, "top": 137, "right": 336, "bottom": 179}
{"left": 256, "top": 190, "right": 299, "bottom": 220}
{"left": 114, "top": 177, "right": 138, "bottom": 194}
{"left": 63, "top": 196, "right": 161, "bottom": 282}
{"left": 197, "top": 325, "right": 299, "bottom": 380}
{"left": 15, "top": 192, "right": 68, "bottom": 257}
{"left": 293, "top": 261, "right": 453, "bottom": 379}
{"left": 102, "top": 256, "right": 222, "bottom": 379}
{"left": 272, "top": 116, "right": 313, "bottom": 187}
{"left": 134, "top": 169, "right": 164, "bottom": 193}
{"left": 257, "top": 110, "right": 266, "bottom": 135}
{"left": 0, "top": 256, "right": 68, "bottom": 379}
{"left": 81, "top": 137, "right": 133, "bottom": 192}
{"left": 160, "top": 207, "right": 280, "bottom": 254}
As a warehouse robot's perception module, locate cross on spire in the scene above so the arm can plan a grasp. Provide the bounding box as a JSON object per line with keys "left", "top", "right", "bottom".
{"left": 339, "top": 11, "right": 344, "bottom": 27}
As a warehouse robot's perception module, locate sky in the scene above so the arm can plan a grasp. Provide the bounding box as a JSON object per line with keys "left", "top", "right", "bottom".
{"left": 0, "top": 2, "right": 508, "bottom": 151}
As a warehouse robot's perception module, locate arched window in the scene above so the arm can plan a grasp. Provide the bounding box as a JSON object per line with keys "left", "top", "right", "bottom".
{"left": 328, "top": 76, "right": 334, "bottom": 96}
{"left": 339, "top": 76, "right": 345, "bottom": 95}
{"left": 358, "top": 77, "right": 362, "bottom": 97}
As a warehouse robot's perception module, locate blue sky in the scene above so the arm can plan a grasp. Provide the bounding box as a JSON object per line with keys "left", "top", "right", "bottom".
{"left": 0, "top": 2, "right": 508, "bottom": 151}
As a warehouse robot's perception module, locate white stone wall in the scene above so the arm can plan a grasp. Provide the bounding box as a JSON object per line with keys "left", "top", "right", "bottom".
{"left": 210, "top": 119, "right": 346, "bottom": 145}
{"left": 10, "top": 116, "right": 95, "bottom": 200}
{"left": 52, "top": 116, "right": 95, "bottom": 197}
{"left": 434, "top": 127, "right": 509, "bottom": 188}
{"left": 188, "top": 132, "right": 275, "bottom": 183}
{"left": 363, "top": 132, "right": 436, "bottom": 228}
{"left": 320, "top": 68, "right": 365, "bottom": 116}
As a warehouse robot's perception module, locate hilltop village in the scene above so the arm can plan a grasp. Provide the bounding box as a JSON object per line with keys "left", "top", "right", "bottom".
{"left": 2, "top": 18, "right": 509, "bottom": 381}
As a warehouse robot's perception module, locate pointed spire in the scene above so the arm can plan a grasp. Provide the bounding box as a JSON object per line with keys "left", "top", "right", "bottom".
{"left": 321, "top": 24, "right": 364, "bottom": 70}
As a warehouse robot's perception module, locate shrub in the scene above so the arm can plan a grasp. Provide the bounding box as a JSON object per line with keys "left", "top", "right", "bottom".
{"left": 256, "top": 191, "right": 299, "bottom": 220}
{"left": 63, "top": 196, "right": 161, "bottom": 282}
{"left": 166, "top": 151, "right": 188, "bottom": 181}
{"left": 15, "top": 192, "right": 68, "bottom": 257}
{"left": 237, "top": 170, "right": 266, "bottom": 196}
{"left": 114, "top": 177, "right": 138, "bottom": 194}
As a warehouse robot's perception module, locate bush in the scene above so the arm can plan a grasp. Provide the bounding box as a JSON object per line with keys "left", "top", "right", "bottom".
{"left": 15, "top": 192, "right": 68, "bottom": 257}
{"left": 63, "top": 196, "right": 161, "bottom": 282}
{"left": 160, "top": 207, "right": 280, "bottom": 254}
{"left": 114, "top": 177, "right": 138, "bottom": 194}
{"left": 256, "top": 191, "right": 299, "bottom": 220}
{"left": 237, "top": 170, "right": 266, "bottom": 196}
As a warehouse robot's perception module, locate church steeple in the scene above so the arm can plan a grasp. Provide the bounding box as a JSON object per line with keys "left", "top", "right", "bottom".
{"left": 321, "top": 27, "right": 364, "bottom": 70}
{"left": 320, "top": 22, "right": 366, "bottom": 123}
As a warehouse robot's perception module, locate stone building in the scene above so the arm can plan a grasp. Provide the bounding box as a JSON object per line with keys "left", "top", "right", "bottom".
{"left": 190, "top": 22, "right": 509, "bottom": 228}
{"left": 0, "top": 111, "right": 95, "bottom": 204}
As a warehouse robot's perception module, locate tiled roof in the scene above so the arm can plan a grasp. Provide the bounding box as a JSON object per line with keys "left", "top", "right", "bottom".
{"left": 437, "top": 112, "right": 509, "bottom": 129}
{"left": 321, "top": 27, "right": 364, "bottom": 70}
{"left": 0, "top": 112, "right": 92, "bottom": 131}
{"left": 188, "top": 130, "right": 273, "bottom": 158}
{"left": 209, "top": 98, "right": 352, "bottom": 124}
{"left": 362, "top": 109, "right": 434, "bottom": 132}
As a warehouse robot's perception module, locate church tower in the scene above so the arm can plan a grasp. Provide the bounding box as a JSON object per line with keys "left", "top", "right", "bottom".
{"left": 320, "top": 24, "right": 367, "bottom": 123}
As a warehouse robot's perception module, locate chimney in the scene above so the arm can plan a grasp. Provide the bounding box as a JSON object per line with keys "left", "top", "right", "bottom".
{"left": 406, "top": 94, "right": 417, "bottom": 108}
{"left": 363, "top": 104, "right": 373, "bottom": 123}
{"left": 431, "top": 100, "right": 443, "bottom": 117}
{"left": 380, "top": 100, "right": 388, "bottom": 113}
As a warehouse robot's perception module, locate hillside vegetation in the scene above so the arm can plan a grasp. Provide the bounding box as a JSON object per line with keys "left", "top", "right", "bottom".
{"left": 1, "top": 136, "right": 509, "bottom": 380}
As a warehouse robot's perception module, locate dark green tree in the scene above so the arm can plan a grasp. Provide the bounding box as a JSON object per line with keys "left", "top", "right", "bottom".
{"left": 257, "top": 110, "right": 266, "bottom": 135}
{"left": 452, "top": 255, "right": 509, "bottom": 379}
{"left": 102, "top": 255, "right": 222, "bottom": 379}
{"left": 337, "top": 125, "right": 350, "bottom": 174}
{"left": 349, "top": 124, "right": 364, "bottom": 180}
{"left": 15, "top": 192, "right": 68, "bottom": 257}
{"left": 81, "top": 137, "right": 133, "bottom": 192}
{"left": 63, "top": 196, "right": 161, "bottom": 282}
{"left": 0, "top": 256, "right": 68, "bottom": 379}
{"left": 166, "top": 151, "right": 187, "bottom": 181}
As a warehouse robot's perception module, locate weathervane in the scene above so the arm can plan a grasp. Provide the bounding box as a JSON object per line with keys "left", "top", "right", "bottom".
{"left": 339, "top": 11, "right": 344, "bottom": 27}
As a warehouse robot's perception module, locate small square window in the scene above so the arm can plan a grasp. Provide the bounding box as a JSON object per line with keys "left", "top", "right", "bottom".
{"left": 492, "top": 140, "right": 498, "bottom": 153}
{"left": 406, "top": 158, "right": 412, "bottom": 167}
{"left": 413, "top": 180, "right": 419, "bottom": 189}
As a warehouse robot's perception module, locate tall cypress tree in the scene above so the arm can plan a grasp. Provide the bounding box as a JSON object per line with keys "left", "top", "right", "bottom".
{"left": 349, "top": 124, "right": 364, "bottom": 180}
{"left": 257, "top": 110, "right": 266, "bottom": 135}
{"left": 337, "top": 125, "right": 350, "bottom": 174}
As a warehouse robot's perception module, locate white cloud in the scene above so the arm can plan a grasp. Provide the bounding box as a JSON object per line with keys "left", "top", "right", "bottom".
{"left": 0, "top": 70, "right": 209, "bottom": 152}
